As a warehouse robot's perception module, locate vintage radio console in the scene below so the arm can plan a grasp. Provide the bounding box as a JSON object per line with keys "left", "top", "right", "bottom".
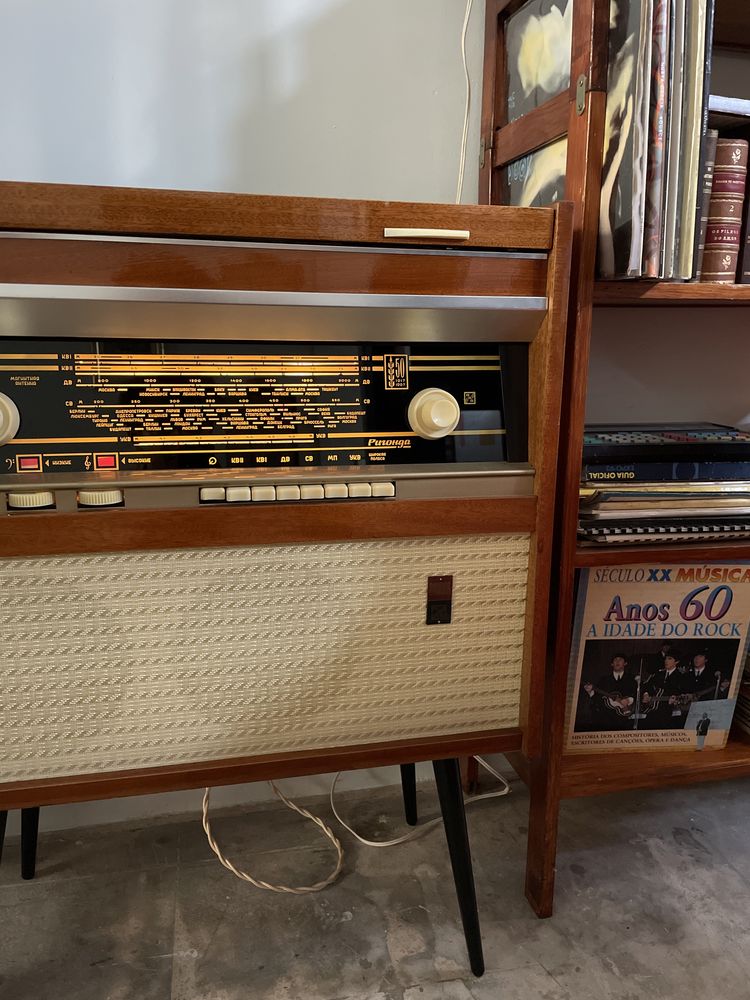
{"left": 0, "top": 184, "right": 571, "bottom": 807}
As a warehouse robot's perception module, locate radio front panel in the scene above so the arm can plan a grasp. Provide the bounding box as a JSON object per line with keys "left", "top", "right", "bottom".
{"left": 0, "top": 338, "right": 526, "bottom": 477}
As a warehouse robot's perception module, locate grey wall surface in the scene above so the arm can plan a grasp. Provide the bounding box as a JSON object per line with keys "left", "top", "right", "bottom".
{"left": 0, "top": 0, "right": 484, "bottom": 204}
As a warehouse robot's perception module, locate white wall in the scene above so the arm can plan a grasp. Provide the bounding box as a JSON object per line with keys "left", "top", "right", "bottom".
{"left": 0, "top": 0, "right": 483, "bottom": 204}
{"left": 1, "top": 0, "right": 488, "bottom": 834}
{"left": 587, "top": 308, "right": 750, "bottom": 427}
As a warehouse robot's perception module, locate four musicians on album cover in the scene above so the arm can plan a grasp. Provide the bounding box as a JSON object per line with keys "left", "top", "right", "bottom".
{"left": 579, "top": 644, "right": 732, "bottom": 733}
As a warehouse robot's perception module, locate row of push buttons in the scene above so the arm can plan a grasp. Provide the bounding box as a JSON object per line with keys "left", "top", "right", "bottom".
{"left": 199, "top": 482, "right": 396, "bottom": 504}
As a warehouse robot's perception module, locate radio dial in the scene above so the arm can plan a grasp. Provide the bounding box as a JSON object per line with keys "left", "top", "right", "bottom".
{"left": 0, "top": 392, "right": 20, "bottom": 446}
{"left": 407, "top": 388, "right": 461, "bottom": 440}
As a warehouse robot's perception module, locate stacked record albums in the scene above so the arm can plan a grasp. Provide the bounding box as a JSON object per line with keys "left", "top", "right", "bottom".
{"left": 578, "top": 424, "right": 750, "bottom": 546}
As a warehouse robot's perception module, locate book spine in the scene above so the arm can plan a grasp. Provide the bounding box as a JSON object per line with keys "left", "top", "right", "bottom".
{"left": 643, "top": 0, "right": 670, "bottom": 277}
{"left": 740, "top": 179, "right": 750, "bottom": 284}
{"left": 583, "top": 461, "right": 750, "bottom": 482}
{"left": 695, "top": 129, "right": 719, "bottom": 279}
{"left": 701, "top": 139, "right": 749, "bottom": 283}
{"left": 690, "top": 0, "right": 716, "bottom": 278}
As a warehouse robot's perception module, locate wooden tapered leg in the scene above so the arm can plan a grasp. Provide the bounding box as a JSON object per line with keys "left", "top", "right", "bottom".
{"left": 433, "top": 758, "right": 484, "bottom": 977}
{"left": 21, "top": 807, "right": 40, "bottom": 880}
{"left": 460, "top": 755, "right": 480, "bottom": 795}
{"left": 0, "top": 811, "right": 7, "bottom": 866}
{"left": 400, "top": 763, "right": 418, "bottom": 826}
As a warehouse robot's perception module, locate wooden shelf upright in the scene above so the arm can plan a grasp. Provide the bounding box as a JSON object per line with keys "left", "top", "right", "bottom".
{"left": 481, "top": 0, "right": 750, "bottom": 918}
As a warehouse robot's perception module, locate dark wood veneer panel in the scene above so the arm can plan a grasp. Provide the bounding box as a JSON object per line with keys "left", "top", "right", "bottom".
{"left": 0, "top": 497, "right": 537, "bottom": 558}
{"left": 0, "top": 728, "right": 523, "bottom": 809}
{"left": 0, "top": 237, "right": 547, "bottom": 297}
{"left": 0, "top": 181, "right": 555, "bottom": 250}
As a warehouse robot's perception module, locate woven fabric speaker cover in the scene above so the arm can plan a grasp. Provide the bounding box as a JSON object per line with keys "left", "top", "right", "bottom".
{"left": 0, "top": 534, "right": 530, "bottom": 782}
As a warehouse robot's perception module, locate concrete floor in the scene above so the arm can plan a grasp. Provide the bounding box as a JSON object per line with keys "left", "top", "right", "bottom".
{"left": 2, "top": 773, "right": 749, "bottom": 1000}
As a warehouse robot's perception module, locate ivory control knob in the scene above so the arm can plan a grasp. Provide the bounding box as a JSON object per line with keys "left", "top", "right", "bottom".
{"left": 78, "top": 489, "right": 123, "bottom": 507}
{"left": 0, "top": 392, "right": 20, "bottom": 446}
{"left": 7, "top": 491, "right": 55, "bottom": 509}
{"left": 407, "top": 388, "right": 461, "bottom": 440}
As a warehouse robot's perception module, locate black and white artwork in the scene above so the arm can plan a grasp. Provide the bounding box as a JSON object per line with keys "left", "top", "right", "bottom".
{"left": 507, "top": 138, "right": 568, "bottom": 208}
{"left": 505, "top": 0, "right": 572, "bottom": 124}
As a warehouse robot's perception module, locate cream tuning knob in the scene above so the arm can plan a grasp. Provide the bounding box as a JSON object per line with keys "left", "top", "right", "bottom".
{"left": 0, "top": 391, "right": 20, "bottom": 446}
{"left": 407, "top": 388, "right": 461, "bottom": 440}
{"left": 78, "top": 489, "right": 123, "bottom": 507}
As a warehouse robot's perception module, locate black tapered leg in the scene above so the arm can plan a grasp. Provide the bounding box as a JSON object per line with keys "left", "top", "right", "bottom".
{"left": 21, "top": 807, "right": 40, "bottom": 880}
{"left": 400, "top": 763, "right": 418, "bottom": 826}
{"left": 433, "top": 758, "right": 484, "bottom": 977}
{"left": 0, "top": 811, "right": 7, "bottom": 866}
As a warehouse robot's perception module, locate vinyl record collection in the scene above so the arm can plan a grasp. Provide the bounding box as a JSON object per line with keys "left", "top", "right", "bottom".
{"left": 578, "top": 424, "right": 750, "bottom": 546}
{"left": 599, "top": 0, "right": 750, "bottom": 282}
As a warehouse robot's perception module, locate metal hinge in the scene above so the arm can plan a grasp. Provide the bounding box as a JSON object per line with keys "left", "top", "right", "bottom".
{"left": 479, "top": 135, "right": 493, "bottom": 169}
{"left": 576, "top": 74, "right": 587, "bottom": 115}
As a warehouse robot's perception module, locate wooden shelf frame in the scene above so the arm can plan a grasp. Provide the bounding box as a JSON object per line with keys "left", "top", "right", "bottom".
{"left": 561, "top": 733, "right": 750, "bottom": 798}
{"left": 481, "top": 0, "right": 750, "bottom": 919}
{"left": 595, "top": 281, "right": 750, "bottom": 305}
{"left": 576, "top": 539, "right": 750, "bottom": 566}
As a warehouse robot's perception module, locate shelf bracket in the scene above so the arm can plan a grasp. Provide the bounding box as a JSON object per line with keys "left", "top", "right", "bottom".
{"left": 479, "top": 134, "right": 493, "bottom": 169}
{"left": 576, "top": 75, "right": 587, "bottom": 116}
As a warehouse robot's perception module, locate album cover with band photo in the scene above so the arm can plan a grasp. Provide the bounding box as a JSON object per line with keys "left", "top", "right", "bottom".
{"left": 565, "top": 565, "right": 750, "bottom": 753}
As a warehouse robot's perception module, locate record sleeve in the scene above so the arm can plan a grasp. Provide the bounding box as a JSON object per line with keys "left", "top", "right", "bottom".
{"left": 661, "top": 0, "right": 686, "bottom": 277}
{"left": 676, "top": 0, "right": 708, "bottom": 279}
{"left": 642, "top": 0, "right": 670, "bottom": 277}
{"left": 598, "top": 0, "right": 654, "bottom": 278}
{"left": 565, "top": 564, "right": 750, "bottom": 753}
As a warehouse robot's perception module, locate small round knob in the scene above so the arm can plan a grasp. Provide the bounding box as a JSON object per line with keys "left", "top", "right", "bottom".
{"left": 407, "top": 388, "right": 461, "bottom": 440}
{"left": 0, "top": 392, "right": 20, "bottom": 446}
{"left": 78, "top": 489, "right": 123, "bottom": 507}
{"left": 7, "top": 491, "right": 55, "bottom": 510}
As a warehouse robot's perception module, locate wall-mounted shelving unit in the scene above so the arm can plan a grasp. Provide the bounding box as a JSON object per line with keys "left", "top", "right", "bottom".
{"left": 481, "top": 0, "right": 750, "bottom": 919}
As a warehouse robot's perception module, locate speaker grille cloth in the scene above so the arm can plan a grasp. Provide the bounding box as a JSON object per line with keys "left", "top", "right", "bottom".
{"left": 0, "top": 534, "right": 529, "bottom": 782}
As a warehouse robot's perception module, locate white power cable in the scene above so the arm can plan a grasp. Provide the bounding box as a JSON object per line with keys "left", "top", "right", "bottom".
{"left": 330, "top": 756, "right": 510, "bottom": 849}
{"left": 202, "top": 782, "right": 343, "bottom": 894}
{"left": 202, "top": 756, "right": 510, "bottom": 892}
{"left": 456, "top": 0, "right": 475, "bottom": 205}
